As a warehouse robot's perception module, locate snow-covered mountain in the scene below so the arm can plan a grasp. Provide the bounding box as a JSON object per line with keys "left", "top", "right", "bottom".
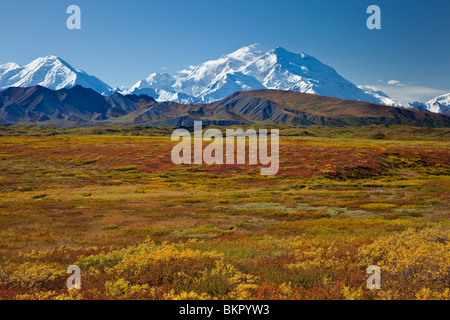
{"left": 123, "top": 44, "right": 387, "bottom": 104}
{"left": 358, "top": 85, "right": 450, "bottom": 115}
{"left": 378, "top": 93, "right": 450, "bottom": 115}
{"left": 425, "top": 93, "right": 450, "bottom": 115}
{"left": 125, "top": 73, "right": 196, "bottom": 104}
{"left": 0, "top": 55, "right": 112, "bottom": 94}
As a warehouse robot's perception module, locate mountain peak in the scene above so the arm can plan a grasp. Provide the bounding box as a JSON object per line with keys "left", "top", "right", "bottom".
{"left": 29, "top": 55, "right": 74, "bottom": 70}
{"left": 225, "top": 44, "right": 264, "bottom": 60}
{"left": 272, "top": 46, "right": 309, "bottom": 59}
{"left": 0, "top": 62, "right": 20, "bottom": 72}
{"left": 30, "top": 55, "right": 63, "bottom": 64}
{"left": 145, "top": 73, "right": 175, "bottom": 85}
{"left": 39, "top": 55, "right": 59, "bottom": 60}
{"left": 426, "top": 92, "right": 450, "bottom": 114}
{"left": 273, "top": 46, "right": 290, "bottom": 53}
{"left": 0, "top": 55, "right": 111, "bottom": 94}
{"left": 232, "top": 43, "right": 262, "bottom": 52}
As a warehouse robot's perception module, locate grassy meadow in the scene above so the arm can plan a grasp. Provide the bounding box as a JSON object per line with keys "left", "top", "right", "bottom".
{"left": 0, "top": 125, "right": 449, "bottom": 300}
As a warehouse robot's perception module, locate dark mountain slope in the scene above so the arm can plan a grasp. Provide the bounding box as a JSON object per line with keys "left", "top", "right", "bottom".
{"left": 239, "top": 90, "right": 450, "bottom": 126}
{"left": 0, "top": 86, "right": 140, "bottom": 124}
{"left": 0, "top": 86, "right": 449, "bottom": 127}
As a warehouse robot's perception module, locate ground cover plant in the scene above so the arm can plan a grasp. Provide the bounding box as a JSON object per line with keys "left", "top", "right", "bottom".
{"left": 0, "top": 125, "right": 448, "bottom": 300}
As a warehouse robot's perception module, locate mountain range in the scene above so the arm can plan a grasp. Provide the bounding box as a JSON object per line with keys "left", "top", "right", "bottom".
{"left": 0, "top": 85, "right": 448, "bottom": 127}
{"left": 123, "top": 45, "right": 384, "bottom": 105}
{"left": 0, "top": 45, "right": 449, "bottom": 115}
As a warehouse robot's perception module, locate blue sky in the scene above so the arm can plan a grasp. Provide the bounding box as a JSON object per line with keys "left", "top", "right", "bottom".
{"left": 0, "top": 0, "right": 449, "bottom": 102}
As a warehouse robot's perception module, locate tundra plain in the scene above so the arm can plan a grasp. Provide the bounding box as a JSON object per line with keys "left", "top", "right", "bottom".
{"left": 0, "top": 125, "right": 448, "bottom": 300}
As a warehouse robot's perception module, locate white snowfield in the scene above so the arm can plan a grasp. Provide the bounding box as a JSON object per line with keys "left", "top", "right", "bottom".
{"left": 0, "top": 47, "right": 448, "bottom": 114}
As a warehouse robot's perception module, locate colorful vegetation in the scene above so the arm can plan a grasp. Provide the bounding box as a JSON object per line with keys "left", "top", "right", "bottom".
{"left": 0, "top": 125, "right": 448, "bottom": 300}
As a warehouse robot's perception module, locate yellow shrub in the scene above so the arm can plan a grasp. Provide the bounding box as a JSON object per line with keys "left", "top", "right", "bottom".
{"left": 415, "top": 288, "right": 450, "bottom": 300}
{"left": 104, "top": 278, "right": 152, "bottom": 299}
{"left": 163, "top": 290, "right": 211, "bottom": 300}
{"left": 0, "top": 262, "right": 66, "bottom": 288}
{"left": 359, "top": 228, "right": 450, "bottom": 295}
{"left": 16, "top": 289, "right": 83, "bottom": 300}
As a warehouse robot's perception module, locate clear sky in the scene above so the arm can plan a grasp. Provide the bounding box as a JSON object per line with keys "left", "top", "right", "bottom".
{"left": 0, "top": 0, "right": 449, "bottom": 102}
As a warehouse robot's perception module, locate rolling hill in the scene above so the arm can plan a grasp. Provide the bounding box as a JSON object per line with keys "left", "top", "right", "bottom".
{"left": 0, "top": 86, "right": 449, "bottom": 127}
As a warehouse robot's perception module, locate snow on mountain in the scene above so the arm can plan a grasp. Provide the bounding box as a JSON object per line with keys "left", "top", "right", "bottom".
{"left": 0, "top": 62, "right": 21, "bottom": 74}
{"left": 357, "top": 85, "right": 450, "bottom": 115}
{"left": 172, "top": 45, "right": 266, "bottom": 99}
{"left": 127, "top": 44, "right": 387, "bottom": 104}
{"left": 0, "top": 55, "right": 112, "bottom": 94}
{"left": 376, "top": 92, "right": 450, "bottom": 115}
{"left": 123, "top": 75, "right": 196, "bottom": 104}
{"left": 358, "top": 85, "right": 399, "bottom": 106}
{"left": 145, "top": 73, "right": 176, "bottom": 92}
{"left": 121, "top": 73, "right": 197, "bottom": 103}
{"left": 7, "top": 50, "right": 445, "bottom": 114}
{"left": 196, "top": 72, "right": 266, "bottom": 102}
{"left": 425, "top": 93, "right": 450, "bottom": 115}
